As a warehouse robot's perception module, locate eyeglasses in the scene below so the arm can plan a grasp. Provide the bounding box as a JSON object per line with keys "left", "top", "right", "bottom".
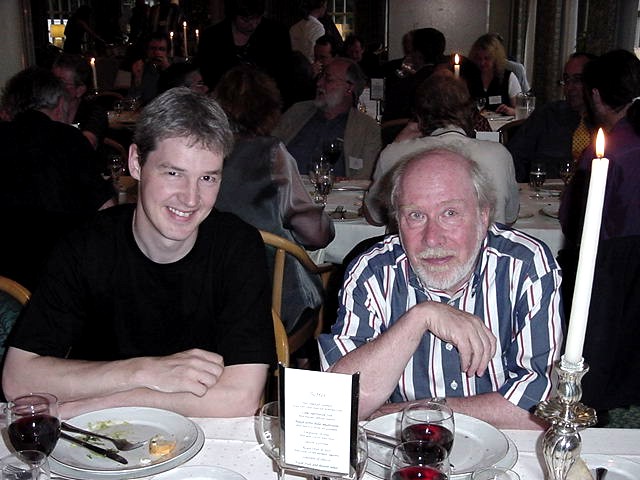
{"left": 559, "top": 75, "right": 583, "bottom": 86}
{"left": 318, "top": 73, "right": 353, "bottom": 85}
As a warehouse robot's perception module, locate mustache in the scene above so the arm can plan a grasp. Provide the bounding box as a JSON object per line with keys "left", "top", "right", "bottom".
{"left": 416, "top": 248, "right": 457, "bottom": 259}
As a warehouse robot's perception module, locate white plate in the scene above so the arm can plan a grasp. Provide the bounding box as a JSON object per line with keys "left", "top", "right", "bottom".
{"left": 150, "top": 465, "right": 248, "bottom": 480}
{"left": 364, "top": 412, "right": 512, "bottom": 478}
{"left": 580, "top": 455, "right": 640, "bottom": 480}
{"left": 50, "top": 407, "right": 205, "bottom": 479}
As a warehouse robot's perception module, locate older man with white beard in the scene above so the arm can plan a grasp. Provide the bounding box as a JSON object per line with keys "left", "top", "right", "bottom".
{"left": 272, "top": 57, "right": 380, "bottom": 179}
{"left": 318, "top": 146, "right": 564, "bottom": 429}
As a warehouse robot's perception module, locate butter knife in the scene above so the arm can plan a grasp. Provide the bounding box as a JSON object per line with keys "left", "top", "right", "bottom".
{"left": 60, "top": 432, "right": 129, "bottom": 465}
{"left": 363, "top": 428, "right": 400, "bottom": 447}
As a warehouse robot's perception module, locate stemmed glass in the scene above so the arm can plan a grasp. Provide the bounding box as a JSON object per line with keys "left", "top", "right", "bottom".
{"left": 559, "top": 160, "right": 573, "bottom": 187}
{"left": 7, "top": 393, "right": 61, "bottom": 456}
{"left": 400, "top": 401, "right": 455, "bottom": 455}
{"left": 108, "top": 154, "right": 125, "bottom": 187}
{"left": 476, "top": 97, "right": 487, "bottom": 112}
{"left": 390, "top": 441, "right": 450, "bottom": 480}
{"left": 310, "top": 159, "right": 334, "bottom": 206}
{"left": 258, "top": 401, "right": 285, "bottom": 480}
{"left": 529, "top": 161, "right": 547, "bottom": 199}
{"left": 0, "top": 450, "right": 50, "bottom": 480}
{"left": 324, "top": 139, "right": 343, "bottom": 166}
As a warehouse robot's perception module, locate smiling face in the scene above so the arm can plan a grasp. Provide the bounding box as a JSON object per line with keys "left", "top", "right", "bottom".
{"left": 129, "top": 136, "right": 223, "bottom": 263}
{"left": 315, "top": 59, "right": 353, "bottom": 114}
{"left": 396, "top": 151, "right": 489, "bottom": 294}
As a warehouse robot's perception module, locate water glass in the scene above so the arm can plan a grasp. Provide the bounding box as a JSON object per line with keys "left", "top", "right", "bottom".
{"left": 471, "top": 467, "right": 520, "bottom": 480}
{"left": 476, "top": 97, "right": 487, "bottom": 112}
{"left": 310, "top": 160, "right": 334, "bottom": 206}
{"left": 529, "top": 161, "right": 547, "bottom": 198}
{"left": 559, "top": 160, "right": 573, "bottom": 186}
{"left": 390, "top": 441, "right": 450, "bottom": 480}
{"left": 258, "top": 401, "right": 285, "bottom": 480}
{"left": 0, "top": 450, "right": 50, "bottom": 480}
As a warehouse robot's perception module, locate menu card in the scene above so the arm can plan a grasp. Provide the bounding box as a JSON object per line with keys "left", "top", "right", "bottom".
{"left": 279, "top": 366, "right": 359, "bottom": 476}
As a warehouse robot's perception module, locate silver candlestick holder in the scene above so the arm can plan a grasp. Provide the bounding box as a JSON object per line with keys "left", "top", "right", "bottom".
{"left": 534, "top": 356, "right": 598, "bottom": 480}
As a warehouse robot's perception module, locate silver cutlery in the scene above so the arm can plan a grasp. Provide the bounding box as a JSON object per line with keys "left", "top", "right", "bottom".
{"left": 61, "top": 421, "right": 145, "bottom": 451}
{"left": 59, "top": 432, "right": 128, "bottom": 465}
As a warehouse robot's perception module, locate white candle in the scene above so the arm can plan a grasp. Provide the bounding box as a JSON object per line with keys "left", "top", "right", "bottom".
{"left": 90, "top": 57, "right": 98, "bottom": 91}
{"left": 563, "top": 128, "right": 609, "bottom": 366}
{"left": 454, "top": 54, "right": 460, "bottom": 78}
{"left": 195, "top": 29, "right": 199, "bottom": 44}
{"left": 183, "top": 21, "right": 188, "bottom": 57}
{"left": 169, "top": 31, "right": 174, "bottom": 57}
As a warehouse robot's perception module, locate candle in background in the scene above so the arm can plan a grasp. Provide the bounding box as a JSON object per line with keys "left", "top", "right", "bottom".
{"left": 90, "top": 57, "right": 98, "bottom": 91}
{"left": 563, "top": 128, "right": 610, "bottom": 365}
{"left": 169, "top": 31, "right": 174, "bottom": 57}
{"left": 454, "top": 54, "right": 460, "bottom": 78}
{"left": 195, "top": 29, "right": 199, "bottom": 44}
{"left": 183, "top": 21, "right": 188, "bottom": 57}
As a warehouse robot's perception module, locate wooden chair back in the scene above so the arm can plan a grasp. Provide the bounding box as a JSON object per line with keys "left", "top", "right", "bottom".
{"left": 0, "top": 276, "right": 31, "bottom": 305}
{"left": 498, "top": 118, "right": 526, "bottom": 145}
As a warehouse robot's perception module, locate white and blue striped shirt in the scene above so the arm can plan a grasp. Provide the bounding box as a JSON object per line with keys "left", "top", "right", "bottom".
{"left": 319, "top": 225, "right": 564, "bottom": 411}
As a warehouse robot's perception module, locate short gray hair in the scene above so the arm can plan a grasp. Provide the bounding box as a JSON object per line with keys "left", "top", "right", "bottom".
{"left": 134, "top": 87, "right": 234, "bottom": 165}
{"left": 1, "top": 67, "right": 65, "bottom": 120}
{"left": 389, "top": 145, "right": 496, "bottom": 223}
{"left": 335, "top": 57, "right": 367, "bottom": 100}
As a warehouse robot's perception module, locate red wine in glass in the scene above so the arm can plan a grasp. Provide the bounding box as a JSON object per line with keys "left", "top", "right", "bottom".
{"left": 391, "top": 465, "right": 448, "bottom": 480}
{"left": 401, "top": 424, "right": 455, "bottom": 453}
{"left": 8, "top": 414, "right": 61, "bottom": 455}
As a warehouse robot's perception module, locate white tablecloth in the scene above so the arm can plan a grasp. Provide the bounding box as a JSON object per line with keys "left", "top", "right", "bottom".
{"left": 8, "top": 416, "right": 636, "bottom": 479}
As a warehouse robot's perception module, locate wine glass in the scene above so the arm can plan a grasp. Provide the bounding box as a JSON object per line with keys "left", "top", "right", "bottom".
{"left": 529, "top": 161, "right": 547, "bottom": 199}
{"left": 323, "top": 139, "right": 343, "bottom": 166}
{"left": 559, "top": 160, "right": 573, "bottom": 186}
{"left": 390, "top": 441, "right": 450, "bottom": 480}
{"left": 311, "top": 160, "right": 334, "bottom": 206}
{"left": 476, "top": 97, "right": 487, "bottom": 112}
{"left": 108, "top": 154, "right": 125, "bottom": 186}
{"left": 258, "top": 401, "right": 285, "bottom": 480}
{"left": 400, "top": 401, "right": 455, "bottom": 455}
{"left": 7, "top": 393, "right": 61, "bottom": 456}
{"left": 0, "top": 450, "right": 50, "bottom": 480}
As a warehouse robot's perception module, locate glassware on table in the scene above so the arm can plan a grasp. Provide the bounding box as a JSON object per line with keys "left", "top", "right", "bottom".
{"left": 310, "top": 159, "right": 334, "bottom": 206}
{"left": 313, "top": 426, "right": 368, "bottom": 480}
{"left": 108, "top": 154, "right": 125, "bottom": 186}
{"left": 390, "top": 441, "right": 450, "bottom": 480}
{"left": 258, "top": 401, "right": 285, "bottom": 480}
{"left": 476, "top": 97, "right": 487, "bottom": 112}
{"left": 0, "top": 450, "right": 50, "bottom": 480}
{"left": 471, "top": 467, "right": 520, "bottom": 480}
{"left": 400, "top": 401, "right": 455, "bottom": 455}
{"left": 559, "top": 160, "right": 573, "bottom": 186}
{"left": 323, "top": 139, "right": 343, "bottom": 166}
{"left": 529, "top": 161, "right": 547, "bottom": 198}
{"left": 6, "top": 393, "right": 60, "bottom": 456}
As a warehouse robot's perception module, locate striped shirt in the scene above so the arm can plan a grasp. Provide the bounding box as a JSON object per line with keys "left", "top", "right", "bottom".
{"left": 318, "top": 225, "right": 564, "bottom": 411}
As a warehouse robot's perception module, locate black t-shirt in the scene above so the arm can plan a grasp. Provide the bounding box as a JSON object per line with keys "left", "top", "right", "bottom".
{"left": 9, "top": 205, "right": 276, "bottom": 367}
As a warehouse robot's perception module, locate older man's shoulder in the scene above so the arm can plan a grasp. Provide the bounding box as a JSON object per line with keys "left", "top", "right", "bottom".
{"left": 488, "top": 224, "right": 559, "bottom": 268}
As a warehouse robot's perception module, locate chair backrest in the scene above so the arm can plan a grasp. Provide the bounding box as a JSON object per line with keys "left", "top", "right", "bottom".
{"left": 259, "top": 230, "right": 335, "bottom": 365}
{"left": 498, "top": 118, "right": 526, "bottom": 145}
{"left": 0, "top": 276, "right": 31, "bottom": 305}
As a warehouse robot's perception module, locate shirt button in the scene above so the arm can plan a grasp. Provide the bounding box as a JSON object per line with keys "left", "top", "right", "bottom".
{"left": 445, "top": 343, "right": 453, "bottom": 351}
{"left": 450, "top": 381, "right": 458, "bottom": 390}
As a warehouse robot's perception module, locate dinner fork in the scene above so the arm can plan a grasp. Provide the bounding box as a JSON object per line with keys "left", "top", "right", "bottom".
{"left": 61, "top": 422, "right": 146, "bottom": 451}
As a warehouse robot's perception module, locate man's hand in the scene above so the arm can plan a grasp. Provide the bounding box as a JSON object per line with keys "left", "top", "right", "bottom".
{"left": 420, "top": 303, "right": 497, "bottom": 377}
{"left": 133, "top": 348, "right": 224, "bottom": 397}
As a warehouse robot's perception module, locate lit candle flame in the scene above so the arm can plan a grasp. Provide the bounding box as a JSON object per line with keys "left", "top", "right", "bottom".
{"left": 596, "top": 128, "right": 605, "bottom": 158}
{"left": 454, "top": 53, "right": 460, "bottom": 65}
{"left": 90, "top": 57, "right": 95, "bottom": 66}
{"left": 183, "top": 21, "right": 187, "bottom": 28}
{"left": 170, "top": 31, "right": 174, "bottom": 39}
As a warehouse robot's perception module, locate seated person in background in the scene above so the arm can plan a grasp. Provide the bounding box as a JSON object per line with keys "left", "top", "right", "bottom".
{"left": 382, "top": 27, "right": 447, "bottom": 123}
{"left": 214, "top": 66, "right": 334, "bottom": 333}
{"left": 467, "top": 33, "right": 521, "bottom": 116}
{"left": 52, "top": 54, "right": 108, "bottom": 149}
{"left": 2, "top": 88, "right": 275, "bottom": 419}
{"left": 157, "top": 61, "right": 209, "bottom": 95}
{"left": 319, "top": 146, "right": 563, "bottom": 428}
{"left": 0, "top": 67, "right": 114, "bottom": 291}
{"left": 273, "top": 57, "right": 381, "bottom": 179}
{"left": 365, "top": 71, "right": 518, "bottom": 226}
{"left": 507, "top": 53, "right": 596, "bottom": 182}
{"left": 129, "top": 32, "right": 172, "bottom": 104}
{"left": 312, "top": 34, "right": 338, "bottom": 78}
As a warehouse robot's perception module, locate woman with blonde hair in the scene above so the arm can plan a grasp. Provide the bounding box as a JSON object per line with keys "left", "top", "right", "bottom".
{"left": 468, "top": 33, "right": 521, "bottom": 116}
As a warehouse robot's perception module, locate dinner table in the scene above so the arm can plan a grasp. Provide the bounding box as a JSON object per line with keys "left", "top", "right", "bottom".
{"left": 314, "top": 178, "right": 565, "bottom": 267}
{"left": 4, "top": 414, "right": 637, "bottom": 479}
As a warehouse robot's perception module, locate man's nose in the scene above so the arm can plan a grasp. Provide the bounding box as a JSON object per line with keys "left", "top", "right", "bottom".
{"left": 178, "top": 179, "right": 199, "bottom": 206}
{"left": 422, "top": 219, "right": 445, "bottom": 247}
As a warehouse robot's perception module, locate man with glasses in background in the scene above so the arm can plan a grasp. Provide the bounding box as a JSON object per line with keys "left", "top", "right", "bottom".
{"left": 273, "top": 57, "right": 380, "bottom": 179}
{"left": 506, "top": 53, "right": 597, "bottom": 182}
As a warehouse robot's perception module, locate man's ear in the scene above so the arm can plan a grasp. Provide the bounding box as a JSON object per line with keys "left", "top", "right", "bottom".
{"left": 129, "top": 144, "right": 142, "bottom": 180}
